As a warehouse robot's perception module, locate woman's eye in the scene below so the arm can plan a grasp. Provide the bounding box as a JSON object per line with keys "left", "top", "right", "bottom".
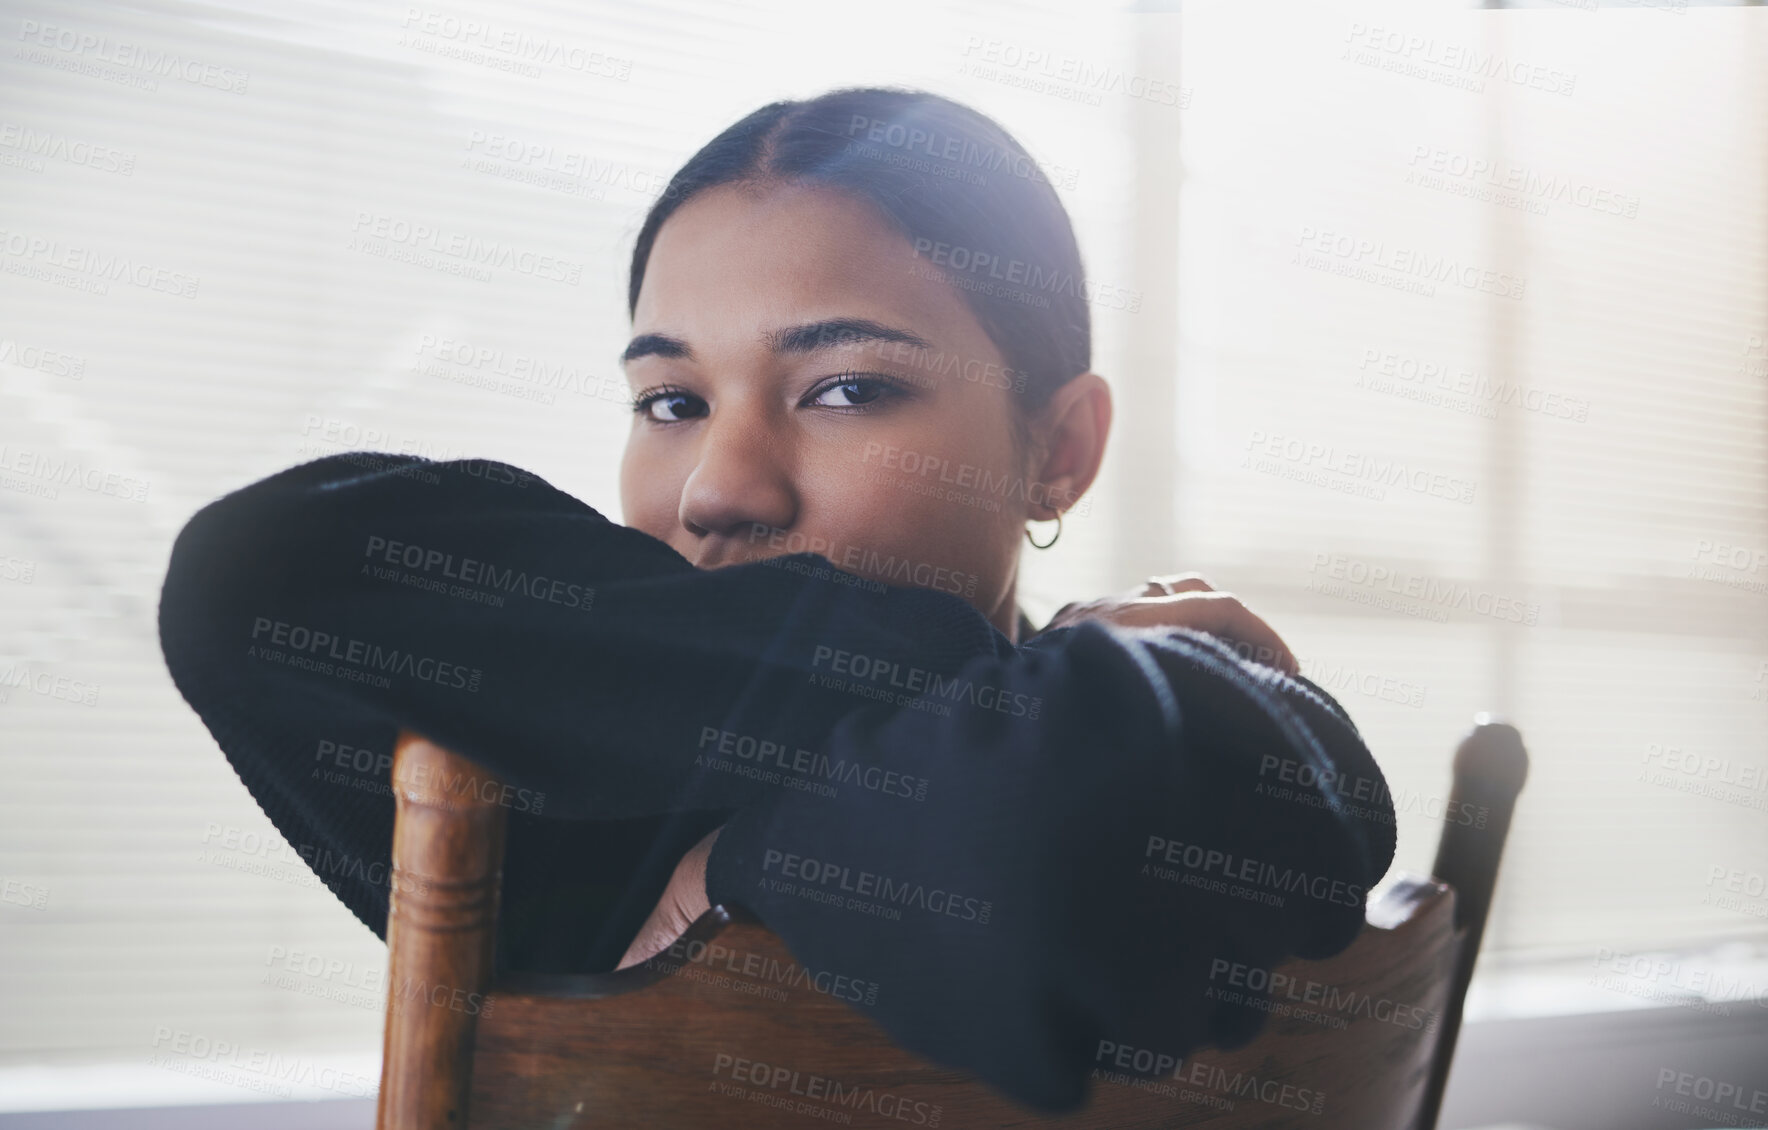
{"left": 809, "top": 375, "right": 901, "bottom": 409}
{"left": 633, "top": 389, "right": 706, "bottom": 422}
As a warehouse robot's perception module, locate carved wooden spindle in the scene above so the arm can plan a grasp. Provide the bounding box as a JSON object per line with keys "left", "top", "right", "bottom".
{"left": 1418, "top": 716, "right": 1530, "bottom": 1130}
{"left": 376, "top": 731, "right": 508, "bottom": 1130}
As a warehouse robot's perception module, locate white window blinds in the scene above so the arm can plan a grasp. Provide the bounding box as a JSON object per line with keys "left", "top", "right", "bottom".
{"left": 2, "top": 0, "right": 1763, "bottom": 1102}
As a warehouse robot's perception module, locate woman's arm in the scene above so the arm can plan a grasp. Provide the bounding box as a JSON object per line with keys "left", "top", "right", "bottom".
{"left": 698, "top": 616, "right": 1392, "bottom": 1113}
{"left": 158, "top": 451, "right": 1010, "bottom": 957}
{"left": 636, "top": 576, "right": 1304, "bottom": 973}
{"left": 160, "top": 452, "right": 1392, "bottom": 1113}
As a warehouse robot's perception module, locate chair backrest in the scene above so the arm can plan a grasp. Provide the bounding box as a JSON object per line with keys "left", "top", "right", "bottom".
{"left": 375, "top": 719, "right": 1528, "bottom": 1130}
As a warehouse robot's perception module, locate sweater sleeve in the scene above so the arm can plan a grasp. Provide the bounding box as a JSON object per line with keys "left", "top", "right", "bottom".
{"left": 159, "top": 451, "right": 1395, "bottom": 1113}
{"left": 157, "top": 452, "right": 1004, "bottom": 966}
{"left": 703, "top": 619, "right": 1396, "bottom": 1114}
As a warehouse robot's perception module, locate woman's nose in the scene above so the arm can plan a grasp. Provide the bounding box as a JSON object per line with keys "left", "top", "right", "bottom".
{"left": 677, "top": 412, "right": 798, "bottom": 542}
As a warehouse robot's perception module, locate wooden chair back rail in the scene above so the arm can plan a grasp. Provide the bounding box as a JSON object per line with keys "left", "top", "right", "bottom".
{"left": 376, "top": 720, "right": 1529, "bottom": 1130}
{"left": 1419, "top": 717, "right": 1531, "bottom": 1129}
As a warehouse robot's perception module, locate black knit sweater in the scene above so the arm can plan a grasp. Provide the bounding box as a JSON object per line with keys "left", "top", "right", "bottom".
{"left": 156, "top": 452, "right": 1396, "bottom": 1114}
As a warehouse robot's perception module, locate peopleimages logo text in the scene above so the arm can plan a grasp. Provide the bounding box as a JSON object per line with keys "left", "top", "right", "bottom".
{"left": 16, "top": 20, "right": 251, "bottom": 93}
{"left": 1144, "top": 835, "right": 1366, "bottom": 908}
{"left": 362, "top": 534, "right": 593, "bottom": 612}
{"left": 909, "top": 237, "right": 1143, "bottom": 312}
{"left": 762, "top": 849, "right": 993, "bottom": 924}
{"left": 811, "top": 646, "right": 1040, "bottom": 719}
{"left": 350, "top": 212, "right": 583, "bottom": 285}
{"left": 697, "top": 727, "right": 929, "bottom": 801}
{"left": 249, "top": 617, "right": 483, "bottom": 692}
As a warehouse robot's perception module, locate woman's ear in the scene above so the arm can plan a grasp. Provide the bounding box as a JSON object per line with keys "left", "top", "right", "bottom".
{"left": 1027, "top": 372, "right": 1112, "bottom": 520}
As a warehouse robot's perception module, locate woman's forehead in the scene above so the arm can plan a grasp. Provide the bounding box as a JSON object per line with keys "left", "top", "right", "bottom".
{"left": 632, "top": 182, "right": 990, "bottom": 357}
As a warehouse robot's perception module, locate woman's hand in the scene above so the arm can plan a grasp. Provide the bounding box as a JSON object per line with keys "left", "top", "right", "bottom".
{"left": 616, "top": 826, "right": 723, "bottom": 970}
{"left": 1040, "top": 573, "right": 1299, "bottom": 676}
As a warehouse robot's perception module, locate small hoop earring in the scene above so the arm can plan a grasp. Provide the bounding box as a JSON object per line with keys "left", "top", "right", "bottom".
{"left": 1025, "top": 511, "right": 1063, "bottom": 550}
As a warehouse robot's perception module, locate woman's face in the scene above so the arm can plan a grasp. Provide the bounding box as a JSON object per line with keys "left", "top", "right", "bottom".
{"left": 619, "top": 181, "right": 1038, "bottom": 635}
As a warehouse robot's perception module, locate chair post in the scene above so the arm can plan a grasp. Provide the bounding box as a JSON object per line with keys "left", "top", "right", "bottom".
{"left": 376, "top": 730, "right": 508, "bottom": 1130}
{"left": 1417, "top": 716, "right": 1530, "bottom": 1130}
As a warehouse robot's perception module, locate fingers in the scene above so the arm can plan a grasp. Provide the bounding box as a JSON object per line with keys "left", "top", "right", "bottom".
{"left": 1044, "top": 597, "right": 1111, "bottom": 633}
{"left": 1108, "top": 592, "right": 1300, "bottom": 676}
{"left": 1048, "top": 579, "right": 1300, "bottom": 677}
{"left": 1139, "top": 572, "right": 1215, "bottom": 598}
{"left": 1203, "top": 597, "right": 1299, "bottom": 676}
{"left": 1106, "top": 591, "right": 1237, "bottom": 631}
{"left": 615, "top": 827, "right": 721, "bottom": 969}
{"left": 615, "top": 898, "right": 691, "bottom": 970}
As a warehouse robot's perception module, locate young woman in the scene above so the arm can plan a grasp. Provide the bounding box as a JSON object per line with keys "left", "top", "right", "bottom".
{"left": 159, "top": 87, "right": 1391, "bottom": 1114}
{"left": 607, "top": 85, "right": 1305, "bottom": 968}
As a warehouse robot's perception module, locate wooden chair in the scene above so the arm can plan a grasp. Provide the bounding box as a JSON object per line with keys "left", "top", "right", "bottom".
{"left": 375, "top": 717, "right": 1529, "bottom": 1129}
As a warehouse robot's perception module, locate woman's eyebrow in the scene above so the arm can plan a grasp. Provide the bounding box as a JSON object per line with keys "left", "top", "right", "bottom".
{"left": 621, "top": 333, "right": 691, "bottom": 365}
{"left": 621, "top": 318, "right": 933, "bottom": 367}
{"left": 765, "top": 318, "right": 934, "bottom": 355}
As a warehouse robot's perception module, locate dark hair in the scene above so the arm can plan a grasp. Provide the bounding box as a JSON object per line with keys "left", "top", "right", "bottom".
{"left": 626, "top": 87, "right": 1091, "bottom": 426}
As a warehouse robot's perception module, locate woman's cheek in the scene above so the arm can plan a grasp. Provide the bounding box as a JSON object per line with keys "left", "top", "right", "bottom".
{"left": 870, "top": 498, "right": 1002, "bottom": 604}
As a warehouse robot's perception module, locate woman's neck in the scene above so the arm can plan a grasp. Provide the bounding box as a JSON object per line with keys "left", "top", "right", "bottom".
{"left": 988, "top": 578, "right": 1030, "bottom": 644}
